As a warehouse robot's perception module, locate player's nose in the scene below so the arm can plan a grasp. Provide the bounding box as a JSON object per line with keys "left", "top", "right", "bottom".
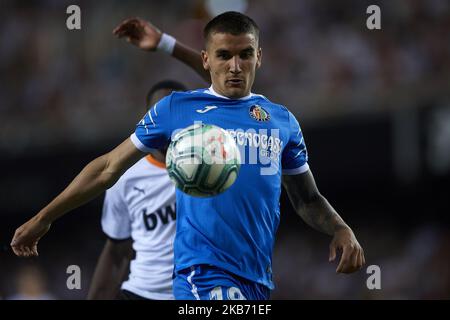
{"left": 229, "top": 56, "right": 242, "bottom": 73}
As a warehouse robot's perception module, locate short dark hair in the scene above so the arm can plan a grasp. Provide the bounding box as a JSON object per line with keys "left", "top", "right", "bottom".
{"left": 146, "top": 80, "right": 187, "bottom": 107}
{"left": 203, "top": 11, "right": 260, "bottom": 44}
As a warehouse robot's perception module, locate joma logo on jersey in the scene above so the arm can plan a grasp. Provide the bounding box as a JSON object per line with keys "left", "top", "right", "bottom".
{"left": 249, "top": 105, "right": 270, "bottom": 122}
{"left": 196, "top": 105, "right": 218, "bottom": 113}
{"left": 142, "top": 203, "right": 176, "bottom": 231}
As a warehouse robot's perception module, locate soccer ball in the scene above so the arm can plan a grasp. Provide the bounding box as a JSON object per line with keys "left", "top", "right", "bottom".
{"left": 166, "top": 123, "right": 241, "bottom": 197}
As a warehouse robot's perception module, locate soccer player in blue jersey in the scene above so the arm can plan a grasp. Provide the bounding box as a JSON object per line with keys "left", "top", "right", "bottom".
{"left": 11, "top": 12, "right": 365, "bottom": 300}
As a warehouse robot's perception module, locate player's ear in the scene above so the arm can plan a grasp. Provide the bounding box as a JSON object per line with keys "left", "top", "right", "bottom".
{"left": 256, "top": 48, "right": 262, "bottom": 69}
{"left": 201, "top": 50, "right": 210, "bottom": 71}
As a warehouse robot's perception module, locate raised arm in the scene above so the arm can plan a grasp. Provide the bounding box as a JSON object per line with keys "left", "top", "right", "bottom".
{"left": 282, "top": 170, "right": 365, "bottom": 273}
{"left": 11, "top": 138, "right": 145, "bottom": 257}
{"left": 113, "top": 17, "right": 210, "bottom": 83}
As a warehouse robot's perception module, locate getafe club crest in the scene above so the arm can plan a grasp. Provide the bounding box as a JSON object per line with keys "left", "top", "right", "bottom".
{"left": 249, "top": 105, "right": 270, "bottom": 122}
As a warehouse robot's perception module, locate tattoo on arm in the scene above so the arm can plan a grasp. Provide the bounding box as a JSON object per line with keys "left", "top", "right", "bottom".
{"left": 283, "top": 173, "right": 348, "bottom": 236}
{"left": 299, "top": 194, "right": 347, "bottom": 236}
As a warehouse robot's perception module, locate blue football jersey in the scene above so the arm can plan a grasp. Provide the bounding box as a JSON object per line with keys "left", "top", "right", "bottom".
{"left": 131, "top": 87, "right": 309, "bottom": 289}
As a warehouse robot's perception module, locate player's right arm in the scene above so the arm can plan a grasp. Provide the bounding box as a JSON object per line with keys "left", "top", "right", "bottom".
{"left": 113, "top": 17, "right": 210, "bottom": 83}
{"left": 12, "top": 90, "right": 173, "bottom": 257}
{"left": 10, "top": 138, "right": 145, "bottom": 257}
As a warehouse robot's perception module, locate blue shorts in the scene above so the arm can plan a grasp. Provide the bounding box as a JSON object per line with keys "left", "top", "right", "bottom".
{"left": 173, "top": 264, "right": 270, "bottom": 300}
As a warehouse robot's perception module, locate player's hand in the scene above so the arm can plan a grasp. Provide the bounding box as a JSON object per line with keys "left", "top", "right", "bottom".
{"left": 11, "top": 215, "right": 51, "bottom": 257}
{"left": 329, "top": 227, "right": 365, "bottom": 274}
{"left": 113, "top": 17, "right": 162, "bottom": 51}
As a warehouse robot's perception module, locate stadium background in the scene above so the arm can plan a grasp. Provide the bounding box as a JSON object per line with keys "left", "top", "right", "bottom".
{"left": 0, "top": 0, "right": 449, "bottom": 299}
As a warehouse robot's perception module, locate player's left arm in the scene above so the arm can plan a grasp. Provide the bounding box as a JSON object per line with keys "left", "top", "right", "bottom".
{"left": 283, "top": 171, "right": 365, "bottom": 273}
{"left": 281, "top": 110, "right": 364, "bottom": 273}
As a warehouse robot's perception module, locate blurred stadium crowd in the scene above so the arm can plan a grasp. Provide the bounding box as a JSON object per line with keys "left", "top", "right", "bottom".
{"left": 0, "top": 0, "right": 449, "bottom": 299}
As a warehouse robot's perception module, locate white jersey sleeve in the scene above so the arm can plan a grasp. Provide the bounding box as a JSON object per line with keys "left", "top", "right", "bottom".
{"left": 101, "top": 180, "right": 131, "bottom": 240}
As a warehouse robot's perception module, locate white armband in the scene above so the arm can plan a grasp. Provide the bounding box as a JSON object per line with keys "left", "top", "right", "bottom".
{"left": 157, "top": 33, "right": 176, "bottom": 55}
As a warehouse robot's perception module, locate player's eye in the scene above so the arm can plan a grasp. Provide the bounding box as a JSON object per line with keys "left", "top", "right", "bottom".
{"left": 217, "top": 52, "right": 232, "bottom": 60}
{"left": 240, "top": 52, "right": 252, "bottom": 59}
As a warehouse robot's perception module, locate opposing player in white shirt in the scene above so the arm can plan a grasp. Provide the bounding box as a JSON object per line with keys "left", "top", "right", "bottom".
{"left": 87, "top": 81, "right": 186, "bottom": 300}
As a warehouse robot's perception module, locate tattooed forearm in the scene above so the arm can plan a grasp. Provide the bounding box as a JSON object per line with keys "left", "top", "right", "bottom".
{"left": 298, "top": 193, "right": 348, "bottom": 236}
{"left": 282, "top": 172, "right": 349, "bottom": 236}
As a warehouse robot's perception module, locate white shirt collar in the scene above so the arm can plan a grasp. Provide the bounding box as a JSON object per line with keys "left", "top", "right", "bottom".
{"left": 206, "top": 85, "right": 254, "bottom": 100}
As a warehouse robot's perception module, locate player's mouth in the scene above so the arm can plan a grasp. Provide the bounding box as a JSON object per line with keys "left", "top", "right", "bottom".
{"left": 226, "top": 78, "right": 244, "bottom": 87}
